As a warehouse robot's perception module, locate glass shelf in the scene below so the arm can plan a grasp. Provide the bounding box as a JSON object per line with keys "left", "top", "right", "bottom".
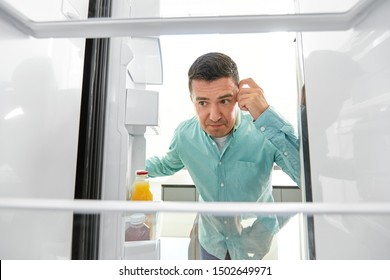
{"left": 2, "top": 0, "right": 366, "bottom": 22}
{"left": 0, "top": 0, "right": 380, "bottom": 38}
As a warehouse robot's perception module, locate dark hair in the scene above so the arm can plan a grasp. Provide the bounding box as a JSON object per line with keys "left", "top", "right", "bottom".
{"left": 188, "top": 52, "right": 240, "bottom": 93}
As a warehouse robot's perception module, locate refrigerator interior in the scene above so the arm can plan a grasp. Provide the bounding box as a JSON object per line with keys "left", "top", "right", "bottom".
{"left": 0, "top": 0, "right": 389, "bottom": 260}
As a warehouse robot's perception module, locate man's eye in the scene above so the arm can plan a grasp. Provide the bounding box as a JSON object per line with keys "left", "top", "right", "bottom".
{"left": 221, "top": 99, "right": 230, "bottom": 105}
{"left": 198, "top": 101, "right": 207, "bottom": 106}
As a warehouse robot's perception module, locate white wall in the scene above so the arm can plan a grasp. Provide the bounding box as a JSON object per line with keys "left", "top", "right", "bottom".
{"left": 145, "top": 33, "right": 299, "bottom": 158}
{"left": 145, "top": 1, "right": 298, "bottom": 158}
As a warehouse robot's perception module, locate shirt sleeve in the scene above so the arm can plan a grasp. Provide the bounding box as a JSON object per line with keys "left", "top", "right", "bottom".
{"left": 146, "top": 127, "right": 185, "bottom": 178}
{"left": 237, "top": 215, "right": 278, "bottom": 259}
{"left": 253, "top": 106, "right": 301, "bottom": 187}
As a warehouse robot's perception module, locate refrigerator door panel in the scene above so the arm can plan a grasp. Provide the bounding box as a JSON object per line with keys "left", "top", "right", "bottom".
{"left": 99, "top": 1, "right": 162, "bottom": 259}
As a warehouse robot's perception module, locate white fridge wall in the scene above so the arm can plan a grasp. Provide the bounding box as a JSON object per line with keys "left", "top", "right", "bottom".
{"left": 300, "top": 0, "right": 390, "bottom": 259}
{"left": 0, "top": 1, "right": 88, "bottom": 259}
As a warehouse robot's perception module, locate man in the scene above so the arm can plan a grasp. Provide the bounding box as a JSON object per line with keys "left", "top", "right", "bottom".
{"left": 146, "top": 52, "right": 300, "bottom": 260}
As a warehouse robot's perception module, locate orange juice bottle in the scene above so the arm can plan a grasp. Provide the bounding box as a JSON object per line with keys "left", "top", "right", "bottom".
{"left": 131, "top": 170, "right": 153, "bottom": 201}
{"left": 130, "top": 170, "right": 154, "bottom": 238}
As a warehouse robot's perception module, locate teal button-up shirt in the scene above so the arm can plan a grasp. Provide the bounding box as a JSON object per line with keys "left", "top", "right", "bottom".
{"left": 146, "top": 107, "right": 300, "bottom": 259}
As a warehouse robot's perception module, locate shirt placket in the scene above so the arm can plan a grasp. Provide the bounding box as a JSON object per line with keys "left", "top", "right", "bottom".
{"left": 218, "top": 136, "right": 237, "bottom": 249}
{"left": 215, "top": 135, "right": 233, "bottom": 202}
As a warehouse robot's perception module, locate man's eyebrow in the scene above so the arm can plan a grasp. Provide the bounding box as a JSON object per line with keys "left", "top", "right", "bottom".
{"left": 195, "top": 93, "right": 234, "bottom": 101}
{"left": 195, "top": 96, "right": 209, "bottom": 101}
{"left": 218, "top": 93, "right": 234, "bottom": 99}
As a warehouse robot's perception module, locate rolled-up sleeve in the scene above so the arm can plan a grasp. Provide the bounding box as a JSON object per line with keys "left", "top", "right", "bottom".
{"left": 253, "top": 106, "right": 301, "bottom": 187}
{"left": 146, "top": 129, "right": 184, "bottom": 178}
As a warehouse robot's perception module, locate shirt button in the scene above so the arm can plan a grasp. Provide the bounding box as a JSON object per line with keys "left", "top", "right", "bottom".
{"left": 260, "top": 126, "right": 266, "bottom": 132}
{"left": 283, "top": 151, "right": 288, "bottom": 156}
{"left": 219, "top": 161, "right": 222, "bottom": 165}
{"left": 225, "top": 237, "right": 229, "bottom": 240}
{"left": 220, "top": 182, "right": 224, "bottom": 187}
{"left": 224, "top": 220, "right": 228, "bottom": 224}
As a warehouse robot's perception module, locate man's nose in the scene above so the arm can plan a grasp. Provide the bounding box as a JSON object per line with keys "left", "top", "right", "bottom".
{"left": 209, "top": 105, "right": 221, "bottom": 122}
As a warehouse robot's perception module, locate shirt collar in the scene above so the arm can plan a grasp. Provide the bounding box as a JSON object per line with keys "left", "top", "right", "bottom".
{"left": 231, "top": 108, "right": 241, "bottom": 137}
{"left": 234, "top": 109, "right": 241, "bottom": 130}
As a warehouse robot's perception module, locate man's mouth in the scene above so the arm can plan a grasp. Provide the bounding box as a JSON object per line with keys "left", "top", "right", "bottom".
{"left": 208, "top": 123, "right": 224, "bottom": 128}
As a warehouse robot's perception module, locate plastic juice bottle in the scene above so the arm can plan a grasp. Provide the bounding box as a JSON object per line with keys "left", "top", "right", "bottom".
{"left": 131, "top": 170, "right": 153, "bottom": 200}
{"left": 125, "top": 213, "right": 150, "bottom": 242}
{"left": 130, "top": 170, "right": 154, "bottom": 238}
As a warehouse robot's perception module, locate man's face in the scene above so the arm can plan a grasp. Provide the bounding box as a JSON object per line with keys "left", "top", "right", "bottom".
{"left": 191, "top": 77, "right": 238, "bottom": 137}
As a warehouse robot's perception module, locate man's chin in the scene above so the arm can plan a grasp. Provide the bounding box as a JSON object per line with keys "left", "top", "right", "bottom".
{"left": 207, "top": 130, "right": 228, "bottom": 138}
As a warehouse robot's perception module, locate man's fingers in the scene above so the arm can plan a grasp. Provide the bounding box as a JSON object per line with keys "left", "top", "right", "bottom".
{"left": 239, "top": 78, "right": 260, "bottom": 89}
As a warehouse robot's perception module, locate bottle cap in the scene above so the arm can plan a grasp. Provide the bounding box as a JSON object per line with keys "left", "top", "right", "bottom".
{"left": 136, "top": 170, "right": 148, "bottom": 176}
{"left": 129, "top": 213, "right": 146, "bottom": 225}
